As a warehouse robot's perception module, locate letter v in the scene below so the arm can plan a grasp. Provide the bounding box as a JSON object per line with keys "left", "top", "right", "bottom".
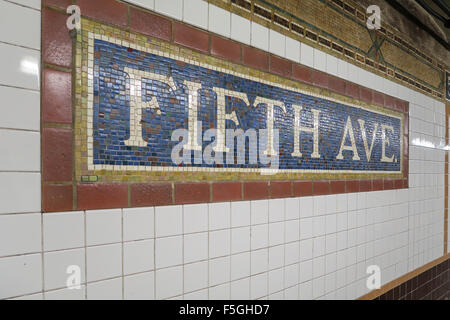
{"left": 358, "top": 119, "right": 378, "bottom": 162}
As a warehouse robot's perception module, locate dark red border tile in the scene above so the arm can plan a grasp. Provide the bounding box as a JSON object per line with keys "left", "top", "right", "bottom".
{"left": 384, "top": 95, "right": 396, "bottom": 109}
{"left": 330, "top": 180, "right": 346, "bottom": 194}
{"left": 328, "top": 76, "right": 346, "bottom": 95}
{"left": 174, "top": 23, "right": 209, "bottom": 53}
{"left": 175, "top": 183, "right": 210, "bottom": 204}
{"left": 373, "top": 91, "right": 384, "bottom": 106}
{"left": 360, "top": 87, "right": 372, "bottom": 103}
{"left": 372, "top": 179, "right": 384, "bottom": 191}
{"left": 384, "top": 179, "right": 395, "bottom": 190}
{"left": 131, "top": 183, "right": 172, "bottom": 207}
{"left": 42, "top": 8, "right": 72, "bottom": 68}
{"left": 43, "top": 128, "right": 73, "bottom": 182}
{"left": 42, "top": 68, "right": 72, "bottom": 124}
{"left": 270, "top": 181, "right": 292, "bottom": 198}
{"left": 212, "top": 182, "right": 242, "bottom": 202}
{"left": 346, "top": 82, "right": 359, "bottom": 99}
{"left": 270, "top": 55, "right": 292, "bottom": 78}
{"left": 43, "top": 184, "right": 73, "bottom": 212}
{"left": 346, "top": 180, "right": 359, "bottom": 193}
{"left": 313, "top": 181, "right": 330, "bottom": 195}
{"left": 312, "top": 71, "right": 329, "bottom": 89}
{"left": 130, "top": 7, "right": 172, "bottom": 41}
{"left": 78, "top": 0, "right": 128, "bottom": 27}
{"left": 243, "top": 181, "right": 269, "bottom": 200}
{"left": 359, "top": 180, "right": 372, "bottom": 192}
{"left": 293, "top": 181, "right": 313, "bottom": 196}
{"left": 77, "top": 184, "right": 128, "bottom": 210}
{"left": 211, "top": 36, "right": 241, "bottom": 63}
{"left": 242, "top": 46, "right": 269, "bottom": 71}
{"left": 292, "top": 64, "right": 313, "bottom": 84}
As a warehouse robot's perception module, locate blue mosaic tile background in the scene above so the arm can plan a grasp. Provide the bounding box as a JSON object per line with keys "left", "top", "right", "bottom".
{"left": 92, "top": 39, "right": 402, "bottom": 172}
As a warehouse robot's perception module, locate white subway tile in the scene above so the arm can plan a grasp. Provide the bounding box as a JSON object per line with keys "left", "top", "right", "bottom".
{"left": 208, "top": 4, "right": 230, "bottom": 38}
{"left": 44, "top": 248, "right": 85, "bottom": 291}
{"left": 0, "top": 253, "right": 42, "bottom": 299}
{"left": 285, "top": 37, "right": 300, "bottom": 63}
{"left": 268, "top": 222, "right": 284, "bottom": 246}
{"left": 268, "top": 268, "right": 283, "bottom": 294}
{"left": 299, "top": 196, "right": 313, "bottom": 218}
{"left": 268, "top": 199, "right": 284, "bottom": 222}
{"left": 268, "top": 245, "right": 284, "bottom": 270}
{"left": 87, "top": 278, "right": 122, "bottom": 300}
{"left": 184, "top": 232, "right": 208, "bottom": 263}
{"left": 184, "top": 261, "right": 208, "bottom": 293}
{"left": 124, "top": 239, "right": 154, "bottom": 274}
{"left": 184, "top": 288, "right": 208, "bottom": 300}
{"left": 285, "top": 219, "right": 299, "bottom": 242}
{"left": 86, "top": 244, "right": 122, "bottom": 282}
{"left": 0, "top": 172, "right": 40, "bottom": 214}
{"left": 155, "top": 266, "right": 183, "bottom": 299}
{"left": 0, "top": 130, "right": 39, "bottom": 171}
{"left": 184, "top": 203, "right": 208, "bottom": 234}
{"left": 326, "top": 54, "right": 338, "bottom": 76}
{"left": 209, "top": 256, "right": 230, "bottom": 286}
{"left": 10, "top": 292, "right": 43, "bottom": 300}
{"left": 250, "top": 273, "right": 267, "bottom": 299}
{"left": 231, "top": 201, "right": 250, "bottom": 227}
{"left": 0, "top": 43, "right": 39, "bottom": 90}
{"left": 0, "top": 86, "right": 40, "bottom": 131}
{"left": 285, "top": 198, "right": 299, "bottom": 220}
{"left": 123, "top": 207, "right": 154, "bottom": 242}
{"left": 230, "top": 277, "right": 250, "bottom": 299}
{"left": 86, "top": 209, "right": 121, "bottom": 246}
{"left": 250, "top": 224, "right": 268, "bottom": 250}
{"left": 183, "top": 0, "right": 208, "bottom": 29}
{"left": 155, "top": 236, "right": 182, "bottom": 269}
{"left": 251, "top": 199, "right": 268, "bottom": 225}
{"left": 269, "top": 29, "right": 285, "bottom": 57}
{"left": 251, "top": 22, "right": 269, "bottom": 51}
{"left": 155, "top": 205, "right": 182, "bottom": 237}
{"left": 124, "top": 271, "right": 154, "bottom": 300}
{"left": 0, "top": 1, "right": 40, "bottom": 50}
{"left": 0, "top": 213, "right": 41, "bottom": 257}
{"left": 208, "top": 202, "right": 230, "bottom": 230}
{"left": 251, "top": 248, "right": 268, "bottom": 275}
{"left": 43, "top": 211, "right": 84, "bottom": 252}
{"left": 231, "top": 226, "right": 250, "bottom": 254}
{"left": 299, "top": 239, "right": 313, "bottom": 262}
{"left": 300, "top": 43, "right": 314, "bottom": 68}
{"left": 313, "top": 49, "right": 327, "bottom": 72}
{"left": 11, "top": 0, "right": 41, "bottom": 10}
{"left": 231, "top": 13, "right": 250, "bottom": 45}
{"left": 45, "top": 286, "right": 86, "bottom": 300}
{"left": 209, "top": 229, "right": 230, "bottom": 258}
{"left": 154, "top": 0, "right": 182, "bottom": 19}
{"left": 230, "top": 252, "right": 250, "bottom": 281}
{"left": 209, "top": 282, "right": 230, "bottom": 300}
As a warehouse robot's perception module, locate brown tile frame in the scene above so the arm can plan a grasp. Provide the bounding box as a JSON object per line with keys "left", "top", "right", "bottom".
{"left": 41, "top": 0, "right": 409, "bottom": 212}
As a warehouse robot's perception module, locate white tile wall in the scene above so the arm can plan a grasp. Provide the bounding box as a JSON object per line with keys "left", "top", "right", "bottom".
{"left": 0, "top": 1, "right": 40, "bottom": 50}
{"left": 1, "top": 0, "right": 447, "bottom": 300}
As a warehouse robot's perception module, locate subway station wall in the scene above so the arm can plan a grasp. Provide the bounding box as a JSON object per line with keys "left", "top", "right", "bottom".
{"left": 0, "top": 0, "right": 448, "bottom": 300}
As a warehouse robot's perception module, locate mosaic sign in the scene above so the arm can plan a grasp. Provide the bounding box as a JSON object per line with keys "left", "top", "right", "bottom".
{"left": 83, "top": 32, "right": 403, "bottom": 178}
